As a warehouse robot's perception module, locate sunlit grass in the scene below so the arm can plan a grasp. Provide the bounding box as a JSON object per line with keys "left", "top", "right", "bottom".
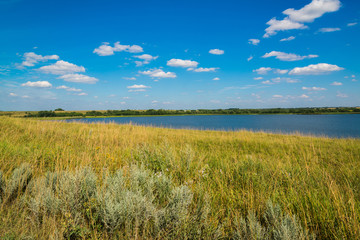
{"left": 0, "top": 117, "right": 359, "bottom": 239}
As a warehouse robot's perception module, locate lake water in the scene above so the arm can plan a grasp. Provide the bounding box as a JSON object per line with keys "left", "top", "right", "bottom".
{"left": 65, "top": 114, "right": 360, "bottom": 138}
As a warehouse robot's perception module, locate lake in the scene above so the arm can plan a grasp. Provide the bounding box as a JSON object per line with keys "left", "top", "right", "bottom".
{"left": 65, "top": 114, "right": 360, "bottom": 138}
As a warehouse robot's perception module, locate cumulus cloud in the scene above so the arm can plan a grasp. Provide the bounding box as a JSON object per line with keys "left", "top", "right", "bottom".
{"left": 21, "top": 81, "right": 52, "bottom": 88}
{"left": 134, "top": 54, "right": 158, "bottom": 61}
{"left": 38, "top": 60, "right": 85, "bottom": 75}
{"left": 280, "top": 36, "right": 296, "bottom": 41}
{"left": 261, "top": 80, "right": 273, "bottom": 85}
{"left": 253, "top": 67, "right": 273, "bottom": 75}
{"left": 247, "top": 56, "right": 253, "bottom": 61}
{"left": 209, "top": 49, "right": 224, "bottom": 55}
{"left": 318, "top": 27, "right": 341, "bottom": 32}
{"left": 264, "top": 0, "right": 341, "bottom": 37}
{"left": 331, "top": 81, "right": 342, "bottom": 86}
{"left": 289, "top": 63, "right": 344, "bottom": 75}
{"left": 167, "top": 59, "right": 199, "bottom": 68}
{"left": 9, "top": 92, "right": 17, "bottom": 97}
{"left": 272, "top": 95, "right": 283, "bottom": 98}
{"left": 58, "top": 74, "right": 98, "bottom": 84}
{"left": 254, "top": 77, "right": 263, "bottom": 80}
{"left": 274, "top": 69, "right": 289, "bottom": 74}
{"left": 127, "top": 84, "right": 151, "bottom": 92}
{"left": 302, "top": 86, "right": 327, "bottom": 91}
{"left": 262, "top": 51, "right": 318, "bottom": 61}
{"left": 248, "top": 39, "right": 260, "bottom": 45}
{"left": 93, "top": 42, "right": 143, "bottom": 56}
{"left": 56, "top": 85, "right": 82, "bottom": 92}
{"left": 283, "top": 0, "right": 341, "bottom": 23}
{"left": 189, "top": 67, "right": 219, "bottom": 72}
{"left": 134, "top": 54, "right": 158, "bottom": 66}
{"left": 300, "top": 94, "right": 310, "bottom": 98}
{"left": 127, "top": 84, "right": 151, "bottom": 89}
{"left": 78, "top": 93, "right": 88, "bottom": 96}
{"left": 213, "top": 77, "right": 220, "bottom": 81}
{"left": 21, "top": 52, "right": 59, "bottom": 67}
{"left": 264, "top": 18, "right": 307, "bottom": 38}
{"left": 140, "top": 69, "right": 176, "bottom": 78}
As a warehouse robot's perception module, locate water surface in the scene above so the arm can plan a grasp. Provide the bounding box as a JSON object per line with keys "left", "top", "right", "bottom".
{"left": 65, "top": 114, "right": 360, "bottom": 138}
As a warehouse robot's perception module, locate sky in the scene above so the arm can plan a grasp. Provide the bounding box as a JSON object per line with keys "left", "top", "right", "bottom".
{"left": 0, "top": 0, "right": 359, "bottom": 111}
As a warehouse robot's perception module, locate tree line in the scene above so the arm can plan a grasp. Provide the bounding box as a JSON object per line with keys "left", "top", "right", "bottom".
{"left": 23, "top": 107, "right": 360, "bottom": 118}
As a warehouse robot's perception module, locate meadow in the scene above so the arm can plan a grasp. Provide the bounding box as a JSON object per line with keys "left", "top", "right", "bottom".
{"left": 0, "top": 117, "right": 359, "bottom": 239}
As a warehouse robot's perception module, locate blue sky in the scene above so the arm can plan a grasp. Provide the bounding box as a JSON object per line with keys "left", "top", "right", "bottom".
{"left": 1, "top": 0, "right": 359, "bottom": 111}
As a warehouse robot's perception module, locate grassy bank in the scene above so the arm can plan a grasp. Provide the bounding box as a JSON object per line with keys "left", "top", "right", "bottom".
{"left": 0, "top": 117, "right": 359, "bottom": 239}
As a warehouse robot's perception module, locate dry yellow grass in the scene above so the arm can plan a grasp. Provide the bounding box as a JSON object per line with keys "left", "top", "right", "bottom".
{"left": 0, "top": 117, "right": 359, "bottom": 239}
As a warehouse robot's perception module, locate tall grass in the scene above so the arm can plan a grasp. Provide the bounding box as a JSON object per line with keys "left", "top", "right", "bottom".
{"left": 0, "top": 117, "right": 359, "bottom": 239}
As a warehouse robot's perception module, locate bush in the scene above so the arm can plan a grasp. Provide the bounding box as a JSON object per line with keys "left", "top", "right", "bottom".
{"left": 28, "top": 165, "right": 211, "bottom": 239}
{"left": 5, "top": 163, "right": 33, "bottom": 202}
{"left": 233, "top": 200, "right": 315, "bottom": 240}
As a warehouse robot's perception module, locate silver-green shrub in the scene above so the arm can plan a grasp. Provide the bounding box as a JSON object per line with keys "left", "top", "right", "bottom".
{"left": 6, "top": 163, "right": 33, "bottom": 202}
{"left": 234, "top": 201, "right": 315, "bottom": 240}
{"left": 27, "top": 165, "right": 210, "bottom": 238}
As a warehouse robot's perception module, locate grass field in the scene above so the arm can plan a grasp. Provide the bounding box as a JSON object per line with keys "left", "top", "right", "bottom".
{"left": 0, "top": 117, "right": 359, "bottom": 239}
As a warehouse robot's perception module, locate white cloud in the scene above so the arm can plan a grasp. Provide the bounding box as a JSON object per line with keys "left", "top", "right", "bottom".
{"left": 151, "top": 100, "right": 159, "bottom": 103}
{"left": 247, "top": 56, "right": 253, "bottom": 61}
{"left": 280, "top": 36, "right": 296, "bottom": 41}
{"left": 167, "top": 59, "right": 199, "bottom": 68}
{"left": 58, "top": 74, "right": 98, "bottom": 84}
{"left": 261, "top": 80, "right": 273, "bottom": 85}
{"left": 264, "top": 18, "right": 307, "bottom": 38}
{"left": 213, "top": 77, "right": 220, "bottom": 81}
{"left": 253, "top": 67, "right": 272, "bottom": 75}
{"left": 134, "top": 54, "right": 158, "bottom": 61}
{"left": 189, "top": 67, "right": 219, "bottom": 72}
{"left": 127, "top": 45, "right": 143, "bottom": 53}
{"left": 22, "top": 95, "right": 30, "bottom": 99}
{"left": 289, "top": 63, "right": 344, "bottom": 75}
{"left": 347, "top": 22, "right": 358, "bottom": 27}
{"left": 318, "top": 27, "right": 341, "bottom": 32}
{"left": 331, "top": 81, "right": 342, "bottom": 86}
{"left": 21, "top": 81, "right": 52, "bottom": 88}
{"left": 38, "top": 60, "right": 85, "bottom": 75}
{"left": 300, "top": 94, "right": 310, "bottom": 98}
{"left": 264, "top": 0, "right": 341, "bottom": 37}
{"left": 209, "top": 49, "right": 224, "bottom": 55}
{"left": 302, "top": 86, "right": 327, "bottom": 91}
{"left": 128, "top": 89, "right": 147, "bottom": 92}
{"left": 9, "top": 92, "right": 17, "bottom": 97}
{"left": 56, "top": 85, "right": 82, "bottom": 92}
{"left": 123, "top": 77, "right": 136, "bottom": 80}
{"left": 263, "top": 51, "right": 318, "bottom": 61}
{"left": 134, "top": 54, "right": 158, "bottom": 66}
{"left": 140, "top": 69, "right": 176, "bottom": 78}
{"left": 78, "top": 93, "right": 88, "bottom": 96}
{"left": 336, "top": 92, "right": 348, "bottom": 98}
{"left": 21, "top": 52, "right": 59, "bottom": 67}
{"left": 272, "top": 77, "right": 299, "bottom": 83}
{"left": 283, "top": 0, "right": 341, "bottom": 23}
{"left": 248, "top": 39, "right": 260, "bottom": 45}
{"left": 127, "top": 84, "right": 151, "bottom": 89}
{"left": 273, "top": 95, "right": 283, "bottom": 98}
{"left": 274, "top": 69, "right": 289, "bottom": 74}
{"left": 254, "top": 77, "right": 263, "bottom": 80}
{"left": 93, "top": 42, "right": 143, "bottom": 56}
